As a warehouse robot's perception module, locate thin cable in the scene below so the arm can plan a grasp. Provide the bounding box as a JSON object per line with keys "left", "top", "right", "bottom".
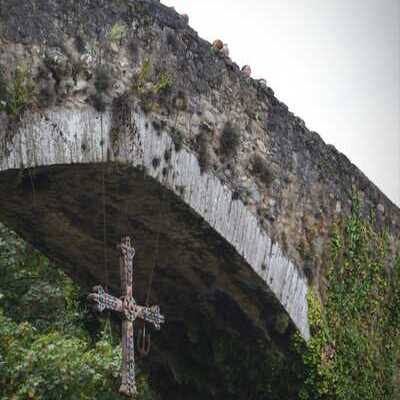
{"left": 100, "top": 114, "right": 109, "bottom": 293}
{"left": 100, "top": 96, "right": 112, "bottom": 342}
{"left": 145, "top": 175, "right": 166, "bottom": 306}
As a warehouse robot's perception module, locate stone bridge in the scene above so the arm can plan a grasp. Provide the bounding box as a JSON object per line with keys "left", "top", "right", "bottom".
{"left": 0, "top": 0, "right": 399, "bottom": 398}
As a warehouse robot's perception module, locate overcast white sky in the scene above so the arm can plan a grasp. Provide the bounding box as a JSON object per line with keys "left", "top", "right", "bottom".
{"left": 163, "top": 0, "right": 400, "bottom": 206}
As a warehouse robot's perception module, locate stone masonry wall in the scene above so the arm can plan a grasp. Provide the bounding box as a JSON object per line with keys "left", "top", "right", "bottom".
{"left": 0, "top": 0, "right": 399, "bottom": 298}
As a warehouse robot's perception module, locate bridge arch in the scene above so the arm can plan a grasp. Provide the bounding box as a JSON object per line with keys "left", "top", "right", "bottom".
{"left": 0, "top": 106, "right": 309, "bottom": 341}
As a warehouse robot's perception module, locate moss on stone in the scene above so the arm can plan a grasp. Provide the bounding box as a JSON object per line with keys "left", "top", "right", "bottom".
{"left": 220, "top": 123, "right": 240, "bottom": 159}
{"left": 293, "top": 197, "right": 400, "bottom": 399}
{"left": 154, "top": 71, "right": 173, "bottom": 94}
{"left": 170, "top": 127, "right": 183, "bottom": 152}
{"left": 152, "top": 157, "right": 160, "bottom": 169}
{"left": 0, "top": 65, "right": 37, "bottom": 120}
{"left": 164, "top": 148, "right": 172, "bottom": 163}
{"left": 197, "top": 124, "right": 212, "bottom": 173}
{"left": 94, "top": 66, "right": 111, "bottom": 93}
{"left": 107, "top": 22, "right": 127, "bottom": 42}
{"left": 174, "top": 91, "right": 187, "bottom": 111}
{"left": 131, "top": 59, "right": 174, "bottom": 114}
{"left": 274, "top": 312, "right": 290, "bottom": 335}
{"left": 74, "top": 35, "right": 86, "bottom": 53}
{"left": 252, "top": 154, "right": 274, "bottom": 187}
{"left": 89, "top": 93, "right": 106, "bottom": 113}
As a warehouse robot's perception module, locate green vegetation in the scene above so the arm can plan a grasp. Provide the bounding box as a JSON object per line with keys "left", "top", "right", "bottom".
{"left": 0, "top": 65, "right": 36, "bottom": 120}
{"left": 0, "top": 224, "right": 154, "bottom": 399}
{"left": 168, "top": 315, "right": 303, "bottom": 400}
{"left": 107, "top": 22, "right": 127, "bottom": 42}
{"left": 132, "top": 59, "right": 173, "bottom": 114}
{"left": 132, "top": 59, "right": 152, "bottom": 96}
{"left": 294, "top": 198, "right": 400, "bottom": 399}
{"left": 154, "top": 72, "right": 173, "bottom": 94}
{"left": 0, "top": 315, "right": 122, "bottom": 399}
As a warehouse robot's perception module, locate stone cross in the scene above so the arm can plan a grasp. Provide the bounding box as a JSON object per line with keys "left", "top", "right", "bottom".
{"left": 88, "top": 237, "right": 165, "bottom": 397}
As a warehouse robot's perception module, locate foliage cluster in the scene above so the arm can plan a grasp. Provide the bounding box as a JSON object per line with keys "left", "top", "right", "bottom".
{"left": 165, "top": 311, "right": 303, "bottom": 400}
{"left": 0, "top": 65, "right": 36, "bottom": 120}
{"left": 212, "top": 334, "right": 302, "bottom": 400}
{"left": 107, "top": 23, "right": 127, "bottom": 43}
{"left": 0, "top": 314, "right": 122, "bottom": 399}
{"left": 131, "top": 59, "right": 173, "bottom": 113}
{"left": 294, "top": 198, "right": 400, "bottom": 399}
{"left": 0, "top": 224, "right": 154, "bottom": 399}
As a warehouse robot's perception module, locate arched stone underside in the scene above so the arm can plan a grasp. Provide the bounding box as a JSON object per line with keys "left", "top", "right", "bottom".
{"left": 0, "top": 106, "right": 309, "bottom": 396}
{"left": 0, "top": 107, "right": 309, "bottom": 367}
{"left": 0, "top": 108, "right": 309, "bottom": 338}
{"left": 0, "top": 107, "right": 309, "bottom": 340}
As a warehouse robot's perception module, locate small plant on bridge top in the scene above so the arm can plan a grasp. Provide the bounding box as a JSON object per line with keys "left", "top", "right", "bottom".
{"left": 132, "top": 58, "right": 151, "bottom": 95}
{"left": 0, "top": 65, "right": 37, "bottom": 120}
{"left": 132, "top": 59, "right": 173, "bottom": 113}
{"left": 154, "top": 71, "right": 173, "bottom": 94}
{"left": 107, "top": 22, "right": 127, "bottom": 42}
{"left": 293, "top": 196, "right": 400, "bottom": 400}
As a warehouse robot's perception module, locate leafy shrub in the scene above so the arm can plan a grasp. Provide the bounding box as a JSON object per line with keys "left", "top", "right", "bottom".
{"left": 0, "top": 314, "right": 122, "bottom": 399}
{"left": 0, "top": 225, "right": 155, "bottom": 399}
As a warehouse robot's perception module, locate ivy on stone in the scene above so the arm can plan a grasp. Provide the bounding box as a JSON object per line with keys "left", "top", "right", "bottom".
{"left": 294, "top": 197, "right": 400, "bottom": 399}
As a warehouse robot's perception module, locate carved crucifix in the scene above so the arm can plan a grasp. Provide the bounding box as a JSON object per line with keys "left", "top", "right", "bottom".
{"left": 88, "top": 237, "right": 165, "bottom": 397}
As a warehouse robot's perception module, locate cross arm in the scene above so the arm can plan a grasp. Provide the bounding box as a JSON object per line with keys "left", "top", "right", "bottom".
{"left": 135, "top": 305, "right": 165, "bottom": 330}
{"left": 87, "top": 285, "right": 123, "bottom": 313}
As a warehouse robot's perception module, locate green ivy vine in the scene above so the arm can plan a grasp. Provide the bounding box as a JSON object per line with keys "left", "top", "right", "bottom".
{"left": 294, "top": 198, "right": 400, "bottom": 399}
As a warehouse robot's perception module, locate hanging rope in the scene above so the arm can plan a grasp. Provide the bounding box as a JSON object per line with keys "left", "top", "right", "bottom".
{"left": 101, "top": 115, "right": 109, "bottom": 291}
{"left": 96, "top": 35, "right": 109, "bottom": 293}
{"left": 96, "top": 30, "right": 112, "bottom": 339}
